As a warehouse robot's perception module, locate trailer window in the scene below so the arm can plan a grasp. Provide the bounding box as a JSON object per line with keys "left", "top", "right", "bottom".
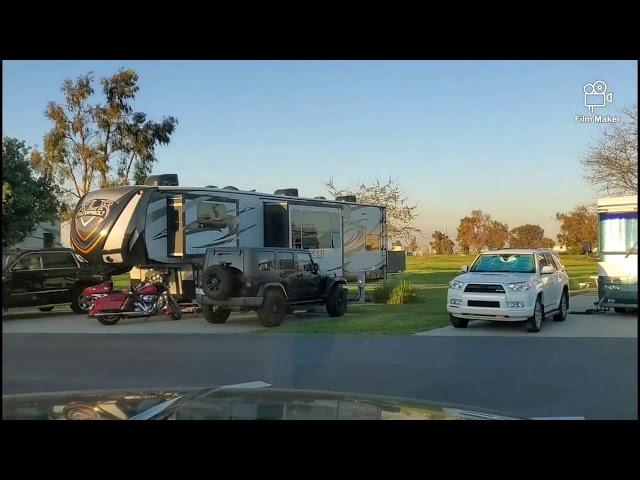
{"left": 600, "top": 212, "right": 638, "bottom": 254}
{"left": 291, "top": 209, "right": 340, "bottom": 249}
{"left": 197, "top": 201, "right": 228, "bottom": 229}
{"left": 366, "top": 233, "right": 381, "bottom": 251}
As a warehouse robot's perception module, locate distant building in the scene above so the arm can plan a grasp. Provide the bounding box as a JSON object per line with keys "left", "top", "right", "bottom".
{"left": 2, "top": 220, "right": 62, "bottom": 266}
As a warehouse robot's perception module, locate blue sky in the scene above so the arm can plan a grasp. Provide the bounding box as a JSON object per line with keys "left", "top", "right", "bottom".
{"left": 2, "top": 60, "right": 637, "bottom": 242}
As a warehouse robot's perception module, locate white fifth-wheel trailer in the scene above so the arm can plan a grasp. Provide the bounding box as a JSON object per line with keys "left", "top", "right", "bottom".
{"left": 70, "top": 175, "right": 387, "bottom": 301}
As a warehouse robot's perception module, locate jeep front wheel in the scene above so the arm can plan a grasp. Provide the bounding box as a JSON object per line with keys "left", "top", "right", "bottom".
{"left": 258, "top": 290, "right": 286, "bottom": 327}
{"left": 203, "top": 305, "right": 231, "bottom": 324}
{"left": 326, "top": 286, "right": 347, "bottom": 317}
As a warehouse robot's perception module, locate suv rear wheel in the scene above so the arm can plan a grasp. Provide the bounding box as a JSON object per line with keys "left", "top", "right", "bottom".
{"left": 203, "top": 305, "right": 231, "bottom": 324}
{"left": 326, "top": 285, "right": 347, "bottom": 317}
{"left": 257, "top": 290, "right": 286, "bottom": 327}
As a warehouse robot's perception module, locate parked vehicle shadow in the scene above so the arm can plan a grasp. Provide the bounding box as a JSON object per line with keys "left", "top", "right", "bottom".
{"left": 2, "top": 308, "right": 75, "bottom": 321}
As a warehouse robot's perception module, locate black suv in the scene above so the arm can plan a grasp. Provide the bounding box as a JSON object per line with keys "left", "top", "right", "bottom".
{"left": 196, "top": 247, "right": 348, "bottom": 327}
{"left": 2, "top": 248, "right": 105, "bottom": 314}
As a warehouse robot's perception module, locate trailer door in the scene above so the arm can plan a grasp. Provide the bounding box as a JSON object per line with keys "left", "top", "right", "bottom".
{"left": 168, "top": 196, "right": 185, "bottom": 257}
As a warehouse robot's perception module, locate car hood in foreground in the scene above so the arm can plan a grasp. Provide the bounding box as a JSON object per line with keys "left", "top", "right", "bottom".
{"left": 2, "top": 387, "right": 527, "bottom": 420}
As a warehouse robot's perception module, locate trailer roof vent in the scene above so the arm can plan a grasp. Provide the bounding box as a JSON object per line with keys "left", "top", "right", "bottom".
{"left": 223, "top": 186, "right": 239, "bottom": 190}
{"left": 145, "top": 174, "right": 179, "bottom": 186}
{"left": 206, "top": 185, "right": 218, "bottom": 188}
{"left": 274, "top": 188, "right": 299, "bottom": 197}
{"left": 336, "top": 194, "right": 357, "bottom": 203}
{"left": 314, "top": 196, "right": 326, "bottom": 199}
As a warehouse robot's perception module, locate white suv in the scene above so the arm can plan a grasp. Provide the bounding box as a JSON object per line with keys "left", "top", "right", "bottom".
{"left": 447, "top": 249, "right": 570, "bottom": 333}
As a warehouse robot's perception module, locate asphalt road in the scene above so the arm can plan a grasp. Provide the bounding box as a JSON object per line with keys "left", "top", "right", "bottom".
{"left": 3, "top": 333, "right": 637, "bottom": 419}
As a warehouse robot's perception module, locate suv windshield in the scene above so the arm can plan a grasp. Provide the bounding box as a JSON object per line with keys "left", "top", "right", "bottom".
{"left": 470, "top": 254, "right": 536, "bottom": 273}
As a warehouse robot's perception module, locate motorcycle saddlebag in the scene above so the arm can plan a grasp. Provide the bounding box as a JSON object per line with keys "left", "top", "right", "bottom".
{"left": 91, "top": 293, "right": 130, "bottom": 313}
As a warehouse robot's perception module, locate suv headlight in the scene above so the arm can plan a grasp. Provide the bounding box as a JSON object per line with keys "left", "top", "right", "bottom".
{"left": 508, "top": 281, "right": 533, "bottom": 292}
{"left": 449, "top": 280, "right": 464, "bottom": 290}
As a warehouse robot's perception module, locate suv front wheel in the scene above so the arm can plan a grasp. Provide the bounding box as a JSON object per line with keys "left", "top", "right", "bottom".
{"left": 525, "top": 297, "right": 543, "bottom": 332}
{"left": 258, "top": 290, "right": 287, "bottom": 327}
{"left": 553, "top": 290, "right": 568, "bottom": 322}
{"left": 326, "top": 286, "right": 347, "bottom": 317}
{"left": 450, "top": 314, "right": 469, "bottom": 328}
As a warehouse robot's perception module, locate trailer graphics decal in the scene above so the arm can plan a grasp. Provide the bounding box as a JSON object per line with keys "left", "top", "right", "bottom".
{"left": 75, "top": 199, "right": 114, "bottom": 232}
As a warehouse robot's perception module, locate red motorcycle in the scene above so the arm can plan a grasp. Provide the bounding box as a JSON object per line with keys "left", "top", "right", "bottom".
{"left": 80, "top": 280, "right": 114, "bottom": 310}
{"left": 88, "top": 273, "right": 182, "bottom": 325}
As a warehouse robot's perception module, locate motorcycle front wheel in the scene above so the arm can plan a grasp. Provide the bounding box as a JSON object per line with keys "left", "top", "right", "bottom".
{"left": 97, "top": 315, "right": 121, "bottom": 326}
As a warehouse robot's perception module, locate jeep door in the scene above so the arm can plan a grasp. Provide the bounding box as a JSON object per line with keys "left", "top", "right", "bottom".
{"left": 294, "top": 251, "right": 319, "bottom": 300}
{"left": 536, "top": 253, "right": 558, "bottom": 310}
{"left": 277, "top": 251, "right": 301, "bottom": 301}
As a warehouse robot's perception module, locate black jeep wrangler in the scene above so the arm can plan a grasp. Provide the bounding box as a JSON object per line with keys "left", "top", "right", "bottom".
{"left": 196, "top": 247, "right": 347, "bottom": 327}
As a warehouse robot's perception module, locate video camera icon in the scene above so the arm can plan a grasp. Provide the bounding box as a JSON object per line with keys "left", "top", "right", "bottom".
{"left": 584, "top": 81, "right": 613, "bottom": 113}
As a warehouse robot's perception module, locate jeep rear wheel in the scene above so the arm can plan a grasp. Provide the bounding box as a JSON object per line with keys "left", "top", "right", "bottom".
{"left": 202, "top": 265, "right": 234, "bottom": 301}
{"left": 326, "top": 286, "right": 347, "bottom": 317}
{"left": 258, "top": 290, "right": 286, "bottom": 327}
{"left": 203, "top": 305, "right": 231, "bottom": 324}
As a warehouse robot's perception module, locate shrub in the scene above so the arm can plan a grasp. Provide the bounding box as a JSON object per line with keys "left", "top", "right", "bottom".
{"left": 387, "top": 281, "right": 421, "bottom": 305}
{"left": 371, "top": 281, "right": 395, "bottom": 303}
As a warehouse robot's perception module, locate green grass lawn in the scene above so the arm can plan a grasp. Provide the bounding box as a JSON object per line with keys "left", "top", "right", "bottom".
{"left": 268, "top": 254, "right": 598, "bottom": 335}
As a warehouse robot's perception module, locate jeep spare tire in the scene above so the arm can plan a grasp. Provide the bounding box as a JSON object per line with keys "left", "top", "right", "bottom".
{"left": 202, "top": 265, "right": 234, "bottom": 301}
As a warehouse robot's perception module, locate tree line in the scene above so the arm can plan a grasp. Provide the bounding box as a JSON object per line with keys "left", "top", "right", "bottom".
{"left": 421, "top": 205, "right": 598, "bottom": 255}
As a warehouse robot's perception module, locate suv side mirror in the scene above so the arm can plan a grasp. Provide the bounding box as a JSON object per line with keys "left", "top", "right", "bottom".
{"left": 311, "top": 263, "right": 319, "bottom": 274}
{"left": 541, "top": 265, "right": 555, "bottom": 274}
{"left": 460, "top": 265, "right": 469, "bottom": 273}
